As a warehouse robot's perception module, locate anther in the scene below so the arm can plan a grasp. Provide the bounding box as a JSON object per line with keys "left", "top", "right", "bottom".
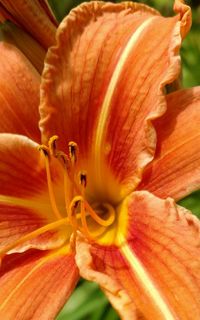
{"left": 79, "top": 171, "right": 87, "bottom": 188}
{"left": 49, "top": 135, "right": 59, "bottom": 157}
{"left": 69, "top": 141, "right": 78, "bottom": 164}
{"left": 38, "top": 145, "right": 49, "bottom": 157}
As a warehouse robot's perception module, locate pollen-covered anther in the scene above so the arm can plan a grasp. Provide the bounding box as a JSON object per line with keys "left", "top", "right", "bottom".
{"left": 68, "top": 141, "right": 78, "bottom": 164}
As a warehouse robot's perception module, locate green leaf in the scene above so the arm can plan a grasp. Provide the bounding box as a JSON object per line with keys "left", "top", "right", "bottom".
{"left": 178, "top": 190, "right": 200, "bottom": 218}
{"left": 56, "top": 281, "right": 117, "bottom": 320}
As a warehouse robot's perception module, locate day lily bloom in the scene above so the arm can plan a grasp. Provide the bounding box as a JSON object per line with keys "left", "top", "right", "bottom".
{"left": 0, "top": 0, "right": 200, "bottom": 319}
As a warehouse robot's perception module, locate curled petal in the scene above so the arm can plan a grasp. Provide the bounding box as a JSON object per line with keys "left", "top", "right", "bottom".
{"left": 0, "top": 247, "right": 79, "bottom": 319}
{"left": 0, "top": 0, "right": 57, "bottom": 49}
{"left": 174, "top": 0, "right": 192, "bottom": 38}
{"left": 40, "top": 1, "right": 191, "bottom": 202}
{"left": 138, "top": 87, "right": 200, "bottom": 200}
{"left": 76, "top": 192, "right": 200, "bottom": 320}
{"left": 0, "top": 42, "right": 40, "bottom": 141}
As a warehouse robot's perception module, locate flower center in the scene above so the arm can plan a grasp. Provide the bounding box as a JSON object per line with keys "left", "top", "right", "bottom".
{"left": 0, "top": 136, "right": 116, "bottom": 259}
{"left": 39, "top": 136, "right": 116, "bottom": 241}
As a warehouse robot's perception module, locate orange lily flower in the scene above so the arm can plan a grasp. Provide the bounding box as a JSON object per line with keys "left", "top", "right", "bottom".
{"left": 0, "top": 1, "right": 200, "bottom": 319}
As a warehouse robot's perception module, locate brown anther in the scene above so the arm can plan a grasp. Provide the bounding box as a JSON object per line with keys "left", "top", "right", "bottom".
{"left": 79, "top": 171, "right": 87, "bottom": 188}
{"left": 38, "top": 145, "right": 49, "bottom": 157}
{"left": 68, "top": 141, "right": 78, "bottom": 163}
{"left": 48, "top": 135, "right": 59, "bottom": 157}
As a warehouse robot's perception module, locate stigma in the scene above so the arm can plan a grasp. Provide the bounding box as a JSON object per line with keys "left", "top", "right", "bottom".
{"left": 39, "top": 136, "right": 116, "bottom": 241}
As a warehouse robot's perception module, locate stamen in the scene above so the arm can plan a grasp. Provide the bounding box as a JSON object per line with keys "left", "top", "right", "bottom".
{"left": 38, "top": 144, "right": 49, "bottom": 157}
{"left": 79, "top": 197, "right": 91, "bottom": 238}
{"left": 79, "top": 170, "right": 87, "bottom": 197}
{"left": 69, "top": 196, "right": 116, "bottom": 240}
{"left": 56, "top": 151, "right": 69, "bottom": 167}
{"left": 80, "top": 201, "right": 109, "bottom": 239}
{"left": 68, "top": 197, "right": 79, "bottom": 230}
{"left": 68, "top": 141, "right": 78, "bottom": 164}
{"left": 48, "top": 135, "right": 59, "bottom": 157}
{"left": 79, "top": 171, "right": 87, "bottom": 188}
{"left": 39, "top": 146, "right": 63, "bottom": 220}
{"left": 84, "top": 202, "right": 116, "bottom": 227}
{"left": 82, "top": 198, "right": 115, "bottom": 239}
{"left": 56, "top": 151, "right": 71, "bottom": 213}
{"left": 39, "top": 137, "right": 115, "bottom": 242}
{"left": 0, "top": 218, "right": 69, "bottom": 258}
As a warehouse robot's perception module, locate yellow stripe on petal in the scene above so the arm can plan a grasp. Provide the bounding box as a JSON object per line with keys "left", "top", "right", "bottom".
{"left": 0, "top": 246, "right": 70, "bottom": 312}
{"left": 94, "top": 16, "right": 156, "bottom": 183}
{"left": 119, "top": 235, "right": 176, "bottom": 320}
{"left": 0, "top": 247, "right": 78, "bottom": 319}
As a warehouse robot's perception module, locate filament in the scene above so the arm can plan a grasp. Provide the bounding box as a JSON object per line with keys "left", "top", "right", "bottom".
{"left": 84, "top": 201, "right": 115, "bottom": 227}
{"left": 39, "top": 146, "right": 63, "bottom": 220}
{"left": 38, "top": 137, "right": 116, "bottom": 241}
{"left": 69, "top": 196, "right": 116, "bottom": 240}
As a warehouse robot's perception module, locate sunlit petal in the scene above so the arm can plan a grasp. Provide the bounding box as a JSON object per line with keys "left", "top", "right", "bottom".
{"left": 0, "top": 134, "right": 67, "bottom": 253}
{"left": 40, "top": 1, "right": 191, "bottom": 202}
{"left": 0, "top": 43, "right": 40, "bottom": 141}
{"left": 138, "top": 87, "right": 200, "bottom": 200}
{"left": 0, "top": 247, "right": 79, "bottom": 319}
{"left": 76, "top": 192, "right": 200, "bottom": 320}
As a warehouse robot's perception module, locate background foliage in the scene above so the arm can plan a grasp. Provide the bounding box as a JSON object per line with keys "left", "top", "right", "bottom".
{"left": 47, "top": 1, "right": 200, "bottom": 319}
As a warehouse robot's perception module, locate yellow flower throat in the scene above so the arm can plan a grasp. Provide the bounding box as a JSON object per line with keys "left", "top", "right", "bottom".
{"left": 0, "top": 136, "right": 117, "bottom": 258}
{"left": 39, "top": 135, "right": 116, "bottom": 240}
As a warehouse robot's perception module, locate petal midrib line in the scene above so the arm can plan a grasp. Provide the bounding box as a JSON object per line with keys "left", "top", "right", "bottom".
{"left": 118, "top": 234, "right": 178, "bottom": 320}
{"left": 0, "top": 195, "right": 54, "bottom": 216}
{"left": 93, "top": 16, "right": 157, "bottom": 186}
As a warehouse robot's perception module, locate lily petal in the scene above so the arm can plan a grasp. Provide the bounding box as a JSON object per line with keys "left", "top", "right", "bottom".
{"left": 0, "top": 42, "right": 40, "bottom": 141}
{"left": 40, "top": 1, "right": 191, "bottom": 201}
{"left": 0, "top": 3, "right": 14, "bottom": 23}
{"left": 0, "top": 0, "right": 57, "bottom": 49}
{"left": 0, "top": 203, "right": 65, "bottom": 254}
{"left": 0, "top": 247, "right": 79, "bottom": 319}
{"left": 0, "top": 21, "right": 46, "bottom": 73}
{"left": 0, "top": 134, "right": 67, "bottom": 253}
{"left": 138, "top": 87, "right": 200, "bottom": 200}
{"left": 76, "top": 191, "right": 200, "bottom": 320}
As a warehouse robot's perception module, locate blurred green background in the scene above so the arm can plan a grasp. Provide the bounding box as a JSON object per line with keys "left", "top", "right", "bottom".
{"left": 46, "top": 1, "right": 200, "bottom": 319}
